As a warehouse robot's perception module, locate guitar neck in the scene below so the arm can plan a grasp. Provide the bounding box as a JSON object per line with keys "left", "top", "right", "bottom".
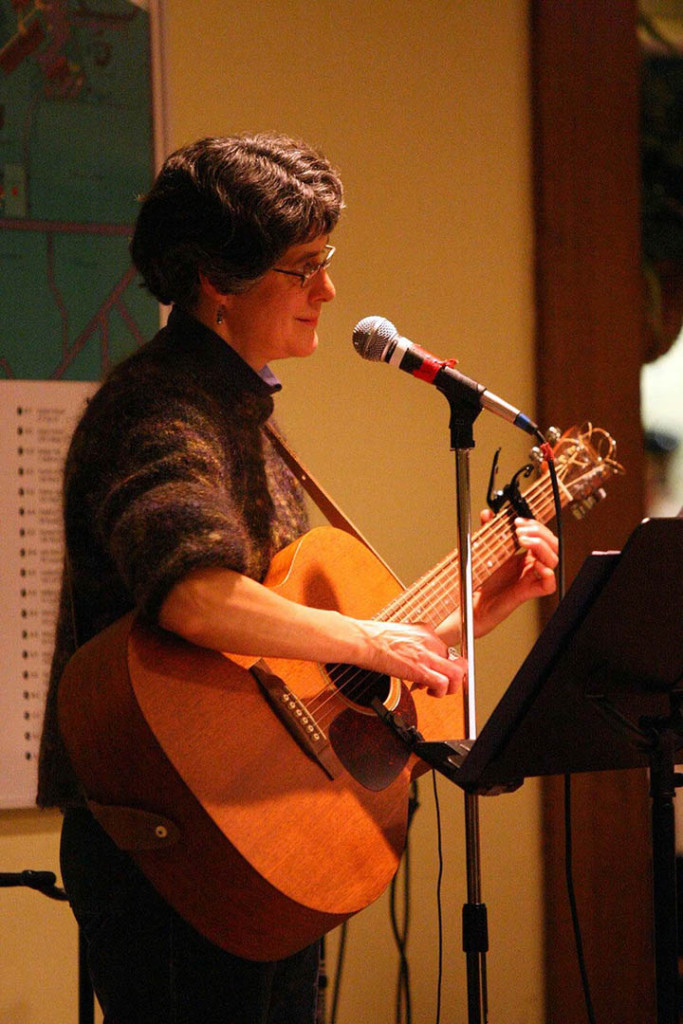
{"left": 375, "top": 468, "right": 564, "bottom": 630}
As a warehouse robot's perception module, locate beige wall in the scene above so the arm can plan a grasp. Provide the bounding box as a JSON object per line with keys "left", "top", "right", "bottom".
{"left": 0, "top": 2, "right": 547, "bottom": 1021}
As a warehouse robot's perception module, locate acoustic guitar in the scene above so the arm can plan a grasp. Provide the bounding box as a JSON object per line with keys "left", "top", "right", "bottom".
{"left": 58, "top": 424, "right": 622, "bottom": 960}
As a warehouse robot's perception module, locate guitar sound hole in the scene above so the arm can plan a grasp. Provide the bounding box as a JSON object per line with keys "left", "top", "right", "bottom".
{"left": 325, "top": 663, "right": 391, "bottom": 708}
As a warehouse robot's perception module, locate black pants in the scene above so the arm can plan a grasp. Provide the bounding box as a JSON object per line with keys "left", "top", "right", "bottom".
{"left": 60, "top": 808, "right": 320, "bottom": 1024}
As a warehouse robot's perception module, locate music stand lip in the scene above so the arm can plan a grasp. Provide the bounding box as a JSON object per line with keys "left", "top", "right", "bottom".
{"left": 446, "top": 517, "right": 683, "bottom": 794}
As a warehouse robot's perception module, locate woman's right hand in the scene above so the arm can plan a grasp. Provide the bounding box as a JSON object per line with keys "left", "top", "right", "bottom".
{"left": 160, "top": 567, "right": 465, "bottom": 697}
{"left": 352, "top": 620, "right": 465, "bottom": 697}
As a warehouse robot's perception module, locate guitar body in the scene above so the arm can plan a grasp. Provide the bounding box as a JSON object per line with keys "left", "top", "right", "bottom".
{"left": 58, "top": 423, "right": 621, "bottom": 960}
{"left": 58, "top": 526, "right": 466, "bottom": 961}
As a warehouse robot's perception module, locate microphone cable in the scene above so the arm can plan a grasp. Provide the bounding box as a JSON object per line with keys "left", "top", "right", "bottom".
{"left": 432, "top": 770, "right": 446, "bottom": 1024}
{"left": 389, "top": 780, "right": 420, "bottom": 1024}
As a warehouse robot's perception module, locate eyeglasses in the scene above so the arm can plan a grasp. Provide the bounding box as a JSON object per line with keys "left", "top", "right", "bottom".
{"left": 272, "top": 245, "right": 335, "bottom": 288}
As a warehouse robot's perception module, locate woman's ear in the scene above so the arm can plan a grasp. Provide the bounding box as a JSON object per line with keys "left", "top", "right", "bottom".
{"left": 196, "top": 272, "right": 230, "bottom": 329}
{"left": 198, "top": 271, "right": 226, "bottom": 304}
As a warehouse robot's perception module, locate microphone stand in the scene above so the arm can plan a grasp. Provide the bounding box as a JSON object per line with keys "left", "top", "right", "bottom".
{"left": 443, "top": 387, "right": 489, "bottom": 1024}
{"left": 370, "top": 374, "right": 524, "bottom": 1018}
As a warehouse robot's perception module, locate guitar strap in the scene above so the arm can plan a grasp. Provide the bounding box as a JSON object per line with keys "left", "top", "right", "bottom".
{"left": 264, "top": 420, "right": 395, "bottom": 572}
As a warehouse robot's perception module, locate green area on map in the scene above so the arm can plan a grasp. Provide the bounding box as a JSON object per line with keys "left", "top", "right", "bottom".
{"left": 0, "top": 0, "right": 158, "bottom": 381}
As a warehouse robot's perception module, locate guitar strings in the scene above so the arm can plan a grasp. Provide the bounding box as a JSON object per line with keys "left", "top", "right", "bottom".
{"left": 303, "top": 469, "right": 564, "bottom": 727}
{"left": 309, "top": 435, "right": 615, "bottom": 723}
{"left": 308, "top": 480, "right": 560, "bottom": 724}
{"left": 306, "top": 473, "right": 561, "bottom": 723}
{"left": 385, "top": 476, "right": 561, "bottom": 624}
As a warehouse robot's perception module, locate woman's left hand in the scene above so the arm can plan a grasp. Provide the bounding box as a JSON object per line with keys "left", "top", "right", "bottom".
{"left": 472, "top": 515, "right": 559, "bottom": 637}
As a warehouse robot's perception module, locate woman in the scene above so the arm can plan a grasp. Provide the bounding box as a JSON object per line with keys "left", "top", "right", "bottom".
{"left": 38, "top": 133, "right": 558, "bottom": 1023}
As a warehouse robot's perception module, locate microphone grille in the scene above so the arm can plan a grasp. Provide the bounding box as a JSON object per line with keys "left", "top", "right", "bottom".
{"left": 352, "top": 316, "right": 398, "bottom": 362}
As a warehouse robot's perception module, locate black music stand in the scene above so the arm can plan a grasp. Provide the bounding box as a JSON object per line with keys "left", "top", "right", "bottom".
{"left": 416, "top": 517, "right": 683, "bottom": 1023}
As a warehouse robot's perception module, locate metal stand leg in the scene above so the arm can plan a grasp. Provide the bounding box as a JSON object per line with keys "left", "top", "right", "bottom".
{"left": 79, "top": 926, "right": 95, "bottom": 1024}
{"left": 463, "top": 792, "right": 488, "bottom": 1024}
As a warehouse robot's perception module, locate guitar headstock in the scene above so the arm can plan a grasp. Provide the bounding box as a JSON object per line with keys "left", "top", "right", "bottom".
{"left": 546, "top": 423, "right": 625, "bottom": 518}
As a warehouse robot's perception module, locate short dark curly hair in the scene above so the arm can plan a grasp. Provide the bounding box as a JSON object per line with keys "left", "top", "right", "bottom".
{"left": 130, "top": 133, "right": 344, "bottom": 309}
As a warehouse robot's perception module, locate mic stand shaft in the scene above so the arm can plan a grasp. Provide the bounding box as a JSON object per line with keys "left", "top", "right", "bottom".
{"left": 373, "top": 383, "right": 490, "bottom": 1021}
{"left": 455, "top": 447, "right": 489, "bottom": 1024}
{"left": 445, "top": 388, "right": 489, "bottom": 1024}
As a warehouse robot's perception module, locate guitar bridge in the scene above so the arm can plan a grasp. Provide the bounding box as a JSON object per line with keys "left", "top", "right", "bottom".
{"left": 250, "top": 660, "right": 339, "bottom": 780}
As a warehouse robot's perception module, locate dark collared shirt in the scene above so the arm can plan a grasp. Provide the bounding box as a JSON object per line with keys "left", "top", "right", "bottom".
{"left": 38, "top": 307, "right": 307, "bottom": 807}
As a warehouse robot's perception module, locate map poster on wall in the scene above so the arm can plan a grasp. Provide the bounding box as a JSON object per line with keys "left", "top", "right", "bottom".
{"left": 0, "top": 0, "right": 160, "bottom": 807}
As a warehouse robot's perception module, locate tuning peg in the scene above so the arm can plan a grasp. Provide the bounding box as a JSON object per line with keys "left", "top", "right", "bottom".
{"left": 530, "top": 427, "right": 562, "bottom": 463}
{"left": 571, "top": 488, "right": 607, "bottom": 519}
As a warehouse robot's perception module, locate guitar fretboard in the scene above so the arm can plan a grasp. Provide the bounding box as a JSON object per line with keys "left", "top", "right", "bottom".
{"left": 374, "top": 469, "right": 564, "bottom": 630}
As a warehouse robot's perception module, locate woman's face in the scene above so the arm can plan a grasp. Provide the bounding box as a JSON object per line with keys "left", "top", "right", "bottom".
{"left": 219, "top": 235, "right": 336, "bottom": 371}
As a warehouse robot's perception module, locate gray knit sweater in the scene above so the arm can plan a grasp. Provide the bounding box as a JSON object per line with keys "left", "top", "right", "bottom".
{"left": 37, "top": 307, "right": 308, "bottom": 808}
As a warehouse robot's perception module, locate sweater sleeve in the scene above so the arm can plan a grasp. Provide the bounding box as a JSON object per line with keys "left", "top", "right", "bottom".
{"left": 69, "top": 378, "right": 266, "bottom": 624}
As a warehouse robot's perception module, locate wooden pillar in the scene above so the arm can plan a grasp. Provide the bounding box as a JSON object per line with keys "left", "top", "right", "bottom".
{"left": 531, "top": 3, "right": 655, "bottom": 1021}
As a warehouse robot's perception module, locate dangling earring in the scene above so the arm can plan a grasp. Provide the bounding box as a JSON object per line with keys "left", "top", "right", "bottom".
{"left": 216, "top": 305, "right": 224, "bottom": 325}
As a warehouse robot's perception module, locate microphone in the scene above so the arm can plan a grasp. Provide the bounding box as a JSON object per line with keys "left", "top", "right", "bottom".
{"left": 352, "top": 316, "right": 540, "bottom": 437}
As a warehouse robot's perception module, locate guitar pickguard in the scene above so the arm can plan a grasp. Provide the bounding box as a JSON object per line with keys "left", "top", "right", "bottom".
{"left": 328, "top": 683, "right": 416, "bottom": 791}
